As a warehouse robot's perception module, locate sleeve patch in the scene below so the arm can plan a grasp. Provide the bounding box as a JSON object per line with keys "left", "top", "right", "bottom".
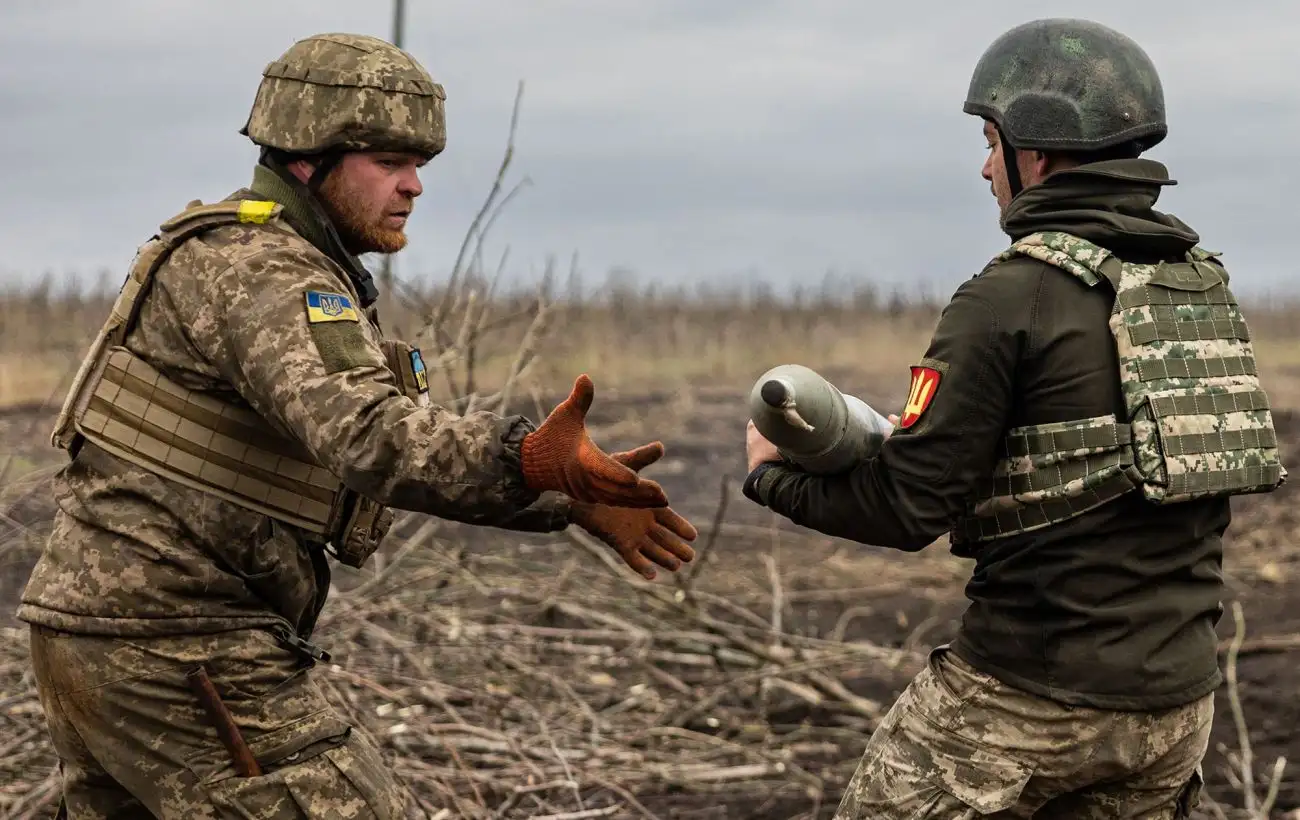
{"left": 900, "top": 363, "right": 945, "bottom": 429}
{"left": 305, "top": 291, "right": 359, "bottom": 323}
{"left": 411, "top": 349, "right": 430, "bottom": 393}
{"left": 309, "top": 322, "right": 374, "bottom": 373}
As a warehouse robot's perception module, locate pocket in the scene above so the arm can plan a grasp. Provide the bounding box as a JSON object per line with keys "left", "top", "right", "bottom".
{"left": 838, "top": 686, "right": 1033, "bottom": 818}
{"left": 201, "top": 723, "right": 406, "bottom": 820}
{"left": 201, "top": 628, "right": 311, "bottom": 704}
{"left": 186, "top": 706, "right": 352, "bottom": 786}
{"left": 315, "top": 741, "right": 409, "bottom": 820}
{"left": 1174, "top": 765, "right": 1204, "bottom": 819}
{"left": 918, "top": 646, "right": 1001, "bottom": 719}
{"left": 916, "top": 720, "right": 1034, "bottom": 815}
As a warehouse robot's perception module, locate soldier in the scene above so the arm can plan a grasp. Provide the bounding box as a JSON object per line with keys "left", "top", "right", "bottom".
{"left": 744, "top": 18, "right": 1286, "bottom": 819}
{"left": 19, "top": 33, "right": 697, "bottom": 818}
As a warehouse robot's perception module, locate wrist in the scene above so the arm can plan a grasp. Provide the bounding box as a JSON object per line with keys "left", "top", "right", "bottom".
{"left": 518, "top": 428, "right": 552, "bottom": 489}
{"left": 742, "top": 462, "right": 779, "bottom": 505}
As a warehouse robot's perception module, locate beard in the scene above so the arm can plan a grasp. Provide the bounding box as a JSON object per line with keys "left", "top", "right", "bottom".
{"left": 316, "top": 172, "right": 410, "bottom": 256}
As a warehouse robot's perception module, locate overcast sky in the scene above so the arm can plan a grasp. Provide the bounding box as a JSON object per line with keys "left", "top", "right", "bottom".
{"left": 1, "top": 1, "right": 1296, "bottom": 300}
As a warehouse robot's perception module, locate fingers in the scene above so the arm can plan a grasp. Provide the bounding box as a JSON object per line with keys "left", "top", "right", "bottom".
{"left": 577, "top": 440, "right": 640, "bottom": 488}
{"left": 620, "top": 542, "right": 659, "bottom": 580}
{"left": 653, "top": 506, "right": 698, "bottom": 541}
{"left": 648, "top": 526, "right": 696, "bottom": 563}
{"left": 571, "top": 374, "right": 595, "bottom": 415}
{"left": 611, "top": 441, "right": 665, "bottom": 472}
{"left": 639, "top": 536, "right": 688, "bottom": 573}
{"left": 575, "top": 447, "right": 671, "bottom": 507}
{"left": 610, "top": 476, "right": 670, "bottom": 508}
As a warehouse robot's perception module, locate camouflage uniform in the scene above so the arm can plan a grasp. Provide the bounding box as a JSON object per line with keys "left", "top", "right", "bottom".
{"left": 743, "top": 19, "right": 1286, "bottom": 819}
{"left": 20, "top": 33, "right": 690, "bottom": 819}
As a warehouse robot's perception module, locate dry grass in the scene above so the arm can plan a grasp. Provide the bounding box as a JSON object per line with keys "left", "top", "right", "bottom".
{"left": 6, "top": 275, "right": 1300, "bottom": 413}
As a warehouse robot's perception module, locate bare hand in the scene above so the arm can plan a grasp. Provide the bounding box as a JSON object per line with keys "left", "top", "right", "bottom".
{"left": 745, "top": 419, "right": 782, "bottom": 473}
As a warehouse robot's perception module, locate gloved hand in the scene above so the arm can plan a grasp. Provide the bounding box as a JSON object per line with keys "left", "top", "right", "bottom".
{"left": 570, "top": 443, "right": 698, "bottom": 580}
{"left": 521, "top": 374, "right": 669, "bottom": 508}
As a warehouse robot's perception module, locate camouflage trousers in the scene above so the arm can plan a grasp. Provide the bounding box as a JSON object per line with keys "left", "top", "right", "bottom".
{"left": 29, "top": 624, "right": 415, "bottom": 819}
{"left": 834, "top": 646, "right": 1212, "bottom": 819}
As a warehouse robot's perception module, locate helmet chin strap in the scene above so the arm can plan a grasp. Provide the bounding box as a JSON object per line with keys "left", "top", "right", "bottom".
{"left": 998, "top": 124, "right": 1024, "bottom": 199}
{"left": 307, "top": 150, "right": 344, "bottom": 193}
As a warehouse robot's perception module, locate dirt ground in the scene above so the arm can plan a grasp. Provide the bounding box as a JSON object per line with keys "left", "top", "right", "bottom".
{"left": 2, "top": 377, "right": 1299, "bottom": 817}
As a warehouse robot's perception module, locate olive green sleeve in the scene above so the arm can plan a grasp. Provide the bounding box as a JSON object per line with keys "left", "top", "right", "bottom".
{"left": 747, "top": 276, "right": 1021, "bottom": 550}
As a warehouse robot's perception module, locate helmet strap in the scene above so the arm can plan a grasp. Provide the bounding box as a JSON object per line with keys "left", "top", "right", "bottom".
{"left": 306, "top": 150, "right": 344, "bottom": 193}
{"left": 997, "top": 124, "right": 1023, "bottom": 199}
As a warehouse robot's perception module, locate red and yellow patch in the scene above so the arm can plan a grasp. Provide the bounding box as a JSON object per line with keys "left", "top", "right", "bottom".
{"left": 900, "top": 365, "right": 942, "bottom": 429}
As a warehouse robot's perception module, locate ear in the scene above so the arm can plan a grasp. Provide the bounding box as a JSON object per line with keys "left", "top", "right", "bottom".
{"left": 285, "top": 158, "right": 316, "bottom": 185}
{"left": 1023, "top": 149, "right": 1054, "bottom": 185}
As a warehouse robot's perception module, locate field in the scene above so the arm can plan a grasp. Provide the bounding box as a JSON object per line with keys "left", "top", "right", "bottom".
{"left": 2, "top": 268, "right": 1300, "bottom": 820}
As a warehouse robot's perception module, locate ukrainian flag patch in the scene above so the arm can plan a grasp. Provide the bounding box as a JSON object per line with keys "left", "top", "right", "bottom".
{"left": 410, "top": 349, "right": 429, "bottom": 393}
{"left": 305, "top": 291, "right": 359, "bottom": 323}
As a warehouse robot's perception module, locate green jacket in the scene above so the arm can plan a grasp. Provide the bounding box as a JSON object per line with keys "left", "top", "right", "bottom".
{"left": 746, "top": 158, "right": 1231, "bottom": 711}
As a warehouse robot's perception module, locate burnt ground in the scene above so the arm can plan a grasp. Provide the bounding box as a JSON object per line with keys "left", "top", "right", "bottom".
{"left": 2, "top": 382, "right": 1299, "bottom": 817}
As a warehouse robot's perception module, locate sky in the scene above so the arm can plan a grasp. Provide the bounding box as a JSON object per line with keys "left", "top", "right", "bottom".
{"left": 0, "top": 0, "right": 1296, "bottom": 300}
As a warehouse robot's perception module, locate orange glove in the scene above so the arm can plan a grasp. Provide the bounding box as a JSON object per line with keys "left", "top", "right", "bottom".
{"left": 570, "top": 444, "right": 698, "bottom": 580}
{"left": 521, "top": 374, "right": 669, "bottom": 508}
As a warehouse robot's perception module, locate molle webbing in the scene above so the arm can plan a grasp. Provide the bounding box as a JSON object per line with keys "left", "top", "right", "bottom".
{"left": 952, "top": 230, "right": 1285, "bottom": 547}
{"left": 51, "top": 196, "right": 428, "bottom": 568}
{"left": 51, "top": 199, "right": 284, "bottom": 451}
{"left": 953, "top": 416, "right": 1138, "bottom": 544}
{"left": 78, "top": 347, "right": 343, "bottom": 535}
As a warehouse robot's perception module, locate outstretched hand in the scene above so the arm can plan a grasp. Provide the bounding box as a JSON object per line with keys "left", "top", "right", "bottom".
{"left": 570, "top": 443, "right": 698, "bottom": 581}
{"left": 521, "top": 374, "right": 669, "bottom": 508}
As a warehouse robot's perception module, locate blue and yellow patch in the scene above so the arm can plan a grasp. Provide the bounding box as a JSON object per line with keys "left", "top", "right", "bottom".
{"left": 305, "top": 291, "right": 359, "bottom": 324}
{"left": 410, "top": 349, "right": 429, "bottom": 393}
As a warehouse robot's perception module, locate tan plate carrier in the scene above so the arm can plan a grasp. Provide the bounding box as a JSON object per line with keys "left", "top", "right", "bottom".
{"left": 49, "top": 198, "right": 430, "bottom": 568}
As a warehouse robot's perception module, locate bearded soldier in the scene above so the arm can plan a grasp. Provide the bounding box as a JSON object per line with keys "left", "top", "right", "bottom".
{"left": 744, "top": 18, "right": 1285, "bottom": 819}
{"left": 19, "top": 33, "right": 697, "bottom": 818}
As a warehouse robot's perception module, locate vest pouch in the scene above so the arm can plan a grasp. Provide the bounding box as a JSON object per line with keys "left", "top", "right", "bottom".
{"left": 332, "top": 495, "right": 395, "bottom": 569}
{"left": 1144, "top": 259, "right": 1225, "bottom": 293}
{"left": 952, "top": 231, "right": 1285, "bottom": 548}
{"left": 381, "top": 339, "right": 431, "bottom": 408}
{"left": 326, "top": 339, "right": 433, "bottom": 568}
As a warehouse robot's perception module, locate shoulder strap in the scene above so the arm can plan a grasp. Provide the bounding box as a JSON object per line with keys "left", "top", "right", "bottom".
{"left": 50, "top": 198, "right": 282, "bottom": 450}
{"left": 114, "top": 199, "right": 284, "bottom": 348}
{"left": 1004, "top": 231, "right": 1115, "bottom": 288}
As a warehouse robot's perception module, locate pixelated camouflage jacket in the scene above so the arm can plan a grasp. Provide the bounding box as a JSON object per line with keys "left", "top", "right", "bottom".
{"left": 18, "top": 163, "right": 571, "bottom": 641}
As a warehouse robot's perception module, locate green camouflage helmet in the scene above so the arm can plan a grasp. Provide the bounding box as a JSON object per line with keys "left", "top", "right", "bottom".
{"left": 963, "top": 18, "right": 1167, "bottom": 153}
{"left": 241, "top": 33, "right": 446, "bottom": 158}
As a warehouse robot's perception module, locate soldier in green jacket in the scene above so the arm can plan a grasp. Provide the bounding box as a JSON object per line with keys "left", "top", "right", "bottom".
{"left": 744, "top": 18, "right": 1286, "bottom": 819}
{"left": 20, "top": 33, "right": 696, "bottom": 818}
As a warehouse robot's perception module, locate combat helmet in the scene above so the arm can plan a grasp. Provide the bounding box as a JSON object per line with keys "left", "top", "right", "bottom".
{"left": 963, "top": 18, "right": 1166, "bottom": 195}
{"left": 241, "top": 32, "right": 446, "bottom": 160}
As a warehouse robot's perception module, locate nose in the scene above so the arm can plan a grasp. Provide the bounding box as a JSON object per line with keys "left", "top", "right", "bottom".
{"left": 397, "top": 166, "right": 423, "bottom": 198}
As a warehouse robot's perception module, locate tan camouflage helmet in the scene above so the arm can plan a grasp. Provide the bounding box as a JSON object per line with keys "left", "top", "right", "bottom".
{"left": 241, "top": 33, "right": 446, "bottom": 158}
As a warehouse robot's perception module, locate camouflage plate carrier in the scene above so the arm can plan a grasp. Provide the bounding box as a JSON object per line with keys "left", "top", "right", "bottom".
{"left": 952, "top": 230, "right": 1287, "bottom": 547}
{"left": 49, "top": 198, "right": 432, "bottom": 568}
